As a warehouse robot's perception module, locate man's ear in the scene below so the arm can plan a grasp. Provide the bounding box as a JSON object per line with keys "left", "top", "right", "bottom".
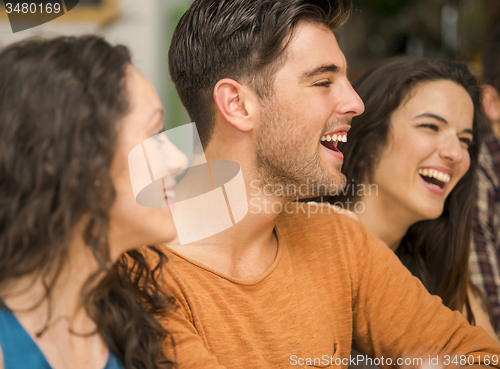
{"left": 481, "top": 84, "right": 500, "bottom": 122}
{"left": 214, "top": 79, "right": 256, "bottom": 133}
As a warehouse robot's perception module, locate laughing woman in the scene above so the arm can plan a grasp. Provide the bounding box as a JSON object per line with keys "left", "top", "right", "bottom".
{"left": 333, "top": 57, "right": 499, "bottom": 341}
{"left": 0, "top": 36, "right": 186, "bottom": 368}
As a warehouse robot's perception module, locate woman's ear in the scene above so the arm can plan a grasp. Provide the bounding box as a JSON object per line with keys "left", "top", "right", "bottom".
{"left": 213, "top": 79, "right": 255, "bottom": 133}
{"left": 481, "top": 84, "right": 500, "bottom": 122}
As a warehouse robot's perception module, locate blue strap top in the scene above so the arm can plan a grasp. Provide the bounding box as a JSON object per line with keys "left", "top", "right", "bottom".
{"left": 0, "top": 308, "right": 124, "bottom": 369}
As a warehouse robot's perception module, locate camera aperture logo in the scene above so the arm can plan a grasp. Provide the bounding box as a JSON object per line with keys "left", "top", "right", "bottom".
{"left": 2, "top": 0, "right": 79, "bottom": 33}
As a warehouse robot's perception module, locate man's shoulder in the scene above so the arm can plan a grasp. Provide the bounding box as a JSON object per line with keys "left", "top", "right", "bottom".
{"left": 277, "top": 201, "right": 366, "bottom": 234}
{"left": 276, "top": 201, "right": 374, "bottom": 257}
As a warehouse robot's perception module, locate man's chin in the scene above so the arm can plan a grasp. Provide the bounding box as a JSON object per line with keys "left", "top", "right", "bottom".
{"left": 333, "top": 172, "right": 347, "bottom": 191}
{"left": 286, "top": 174, "right": 347, "bottom": 200}
{"left": 321, "top": 173, "right": 346, "bottom": 197}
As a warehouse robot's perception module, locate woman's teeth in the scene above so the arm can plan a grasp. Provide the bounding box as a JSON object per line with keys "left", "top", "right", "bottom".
{"left": 418, "top": 168, "right": 451, "bottom": 183}
{"left": 321, "top": 133, "right": 347, "bottom": 143}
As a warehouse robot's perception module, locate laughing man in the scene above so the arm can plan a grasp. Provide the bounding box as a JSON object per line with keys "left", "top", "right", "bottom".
{"left": 157, "top": 0, "right": 500, "bottom": 367}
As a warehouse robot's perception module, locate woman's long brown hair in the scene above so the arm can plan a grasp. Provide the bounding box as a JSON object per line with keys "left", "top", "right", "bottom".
{"left": 0, "top": 35, "right": 176, "bottom": 368}
{"left": 331, "top": 56, "right": 491, "bottom": 325}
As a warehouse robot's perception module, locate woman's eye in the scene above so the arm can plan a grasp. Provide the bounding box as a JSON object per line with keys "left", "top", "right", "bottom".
{"left": 459, "top": 137, "right": 472, "bottom": 148}
{"left": 314, "top": 81, "right": 332, "bottom": 87}
{"left": 419, "top": 123, "right": 439, "bottom": 131}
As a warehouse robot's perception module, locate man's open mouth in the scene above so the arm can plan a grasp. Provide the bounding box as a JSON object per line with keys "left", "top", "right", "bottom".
{"left": 418, "top": 168, "right": 451, "bottom": 189}
{"left": 320, "top": 132, "right": 347, "bottom": 151}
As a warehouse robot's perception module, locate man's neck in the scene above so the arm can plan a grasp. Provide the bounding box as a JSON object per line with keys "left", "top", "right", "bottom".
{"left": 168, "top": 193, "right": 282, "bottom": 280}
{"left": 167, "top": 135, "right": 282, "bottom": 279}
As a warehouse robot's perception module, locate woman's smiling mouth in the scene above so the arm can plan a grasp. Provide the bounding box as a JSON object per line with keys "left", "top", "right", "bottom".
{"left": 418, "top": 167, "right": 453, "bottom": 194}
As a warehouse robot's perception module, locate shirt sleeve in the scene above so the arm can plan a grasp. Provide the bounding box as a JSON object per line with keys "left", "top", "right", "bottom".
{"left": 349, "top": 223, "right": 500, "bottom": 368}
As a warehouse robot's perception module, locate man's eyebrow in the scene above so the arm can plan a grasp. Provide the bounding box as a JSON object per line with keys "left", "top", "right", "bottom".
{"left": 415, "top": 113, "right": 474, "bottom": 135}
{"left": 299, "top": 64, "right": 341, "bottom": 81}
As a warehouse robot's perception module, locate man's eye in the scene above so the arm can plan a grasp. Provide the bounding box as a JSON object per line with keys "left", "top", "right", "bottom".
{"left": 314, "top": 81, "right": 332, "bottom": 87}
{"left": 419, "top": 123, "right": 439, "bottom": 132}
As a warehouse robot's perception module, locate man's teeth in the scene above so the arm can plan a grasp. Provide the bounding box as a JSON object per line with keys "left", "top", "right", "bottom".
{"left": 418, "top": 168, "right": 451, "bottom": 183}
{"left": 321, "top": 133, "right": 347, "bottom": 143}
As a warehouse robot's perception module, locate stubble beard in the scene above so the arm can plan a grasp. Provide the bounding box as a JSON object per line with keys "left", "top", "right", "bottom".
{"left": 255, "top": 99, "right": 346, "bottom": 201}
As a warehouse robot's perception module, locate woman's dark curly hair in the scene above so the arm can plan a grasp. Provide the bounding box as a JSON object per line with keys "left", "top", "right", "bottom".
{"left": 332, "top": 56, "right": 491, "bottom": 325}
{"left": 0, "top": 35, "right": 176, "bottom": 368}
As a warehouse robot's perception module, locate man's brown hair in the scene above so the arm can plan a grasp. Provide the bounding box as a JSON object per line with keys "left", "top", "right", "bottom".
{"left": 168, "top": 0, "right": 352, "bottom": 148}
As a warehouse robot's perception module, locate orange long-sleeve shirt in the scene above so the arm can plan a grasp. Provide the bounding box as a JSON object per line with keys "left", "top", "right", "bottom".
{"left": 156, "top": 203, "right": 500, "bottom": 368}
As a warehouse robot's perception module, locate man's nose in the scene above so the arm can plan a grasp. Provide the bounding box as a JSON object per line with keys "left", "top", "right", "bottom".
{"left": 337, "top": 79, "right": 364, "bottom": 119}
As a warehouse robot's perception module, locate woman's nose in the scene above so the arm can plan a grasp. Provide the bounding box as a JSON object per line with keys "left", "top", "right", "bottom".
{"left": 439, "top": 134, "right": 464, "bottom": 164}
{"left": 164, "top": 136, "right": 189, "bottom": 176}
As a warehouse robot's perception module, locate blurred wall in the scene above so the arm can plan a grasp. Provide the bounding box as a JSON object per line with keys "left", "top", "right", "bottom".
{"left": 340, "top": 0, "right": 500, "bottom": 82}
{"left": 0, "top": 0, "right": 193, "bottom": 127}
